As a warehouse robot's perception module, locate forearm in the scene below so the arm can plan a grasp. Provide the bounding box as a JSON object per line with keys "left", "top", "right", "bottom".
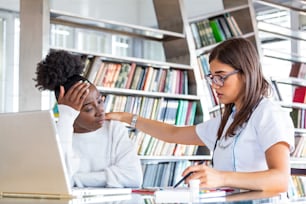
{"left": 110, "top": 112, "right": 203, "bottom": 145}
{"left": 74, "top": 165, "right": 142, "bottom": 188}
{"left": 222, "top": 169, "right": 289, "bottom": 192}
{"left": 74, "top": 171, "right": 107, "bottom": 187}
{"left": 57, "top": 105, "right": 81, "bottom": 183}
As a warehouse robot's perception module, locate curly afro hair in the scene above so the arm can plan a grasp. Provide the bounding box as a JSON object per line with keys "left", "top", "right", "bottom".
{"left": 34, "top": 50, "right": 91, "bottom": 99}
{"left": 34, "top": 49, "right": 86, "bottom": 91}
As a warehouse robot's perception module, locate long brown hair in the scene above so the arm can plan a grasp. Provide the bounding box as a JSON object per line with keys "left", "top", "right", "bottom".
{"left": 209, "top": 38, "right": 271, "bottom": 139}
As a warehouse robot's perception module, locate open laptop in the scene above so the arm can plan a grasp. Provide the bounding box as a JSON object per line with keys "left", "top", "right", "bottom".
{"left": 0, "top": 110, "right": 131, "bottom": 200}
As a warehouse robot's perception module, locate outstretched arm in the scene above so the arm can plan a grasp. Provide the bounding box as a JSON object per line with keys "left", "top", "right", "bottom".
{"left": 105, "top": 112, "right": 205, "bottom": 146}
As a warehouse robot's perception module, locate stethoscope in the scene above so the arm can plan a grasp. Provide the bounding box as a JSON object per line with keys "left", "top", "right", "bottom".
{"left": 211, "top": 123, "right": 244, "bottom": 171}
{"left": 211, "top": 97, "right": 263, "bottom": 171}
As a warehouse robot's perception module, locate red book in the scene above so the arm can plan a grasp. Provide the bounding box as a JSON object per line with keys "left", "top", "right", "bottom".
{"left": 293, "top": 86, "right": 306, "bottom": 103}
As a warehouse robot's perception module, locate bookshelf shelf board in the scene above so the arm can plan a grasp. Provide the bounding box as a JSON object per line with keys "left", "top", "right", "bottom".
{"left": 50, "top": 10, "right": 185, "bottom": 41}
{"left": 291, "top": 158, "right": 306, "bottom": 168}
{"left": 254, "top": 0, "right": 306, "bottom": 15}
{"left": 50, "top": 47, "right": 193, "bottom": 70}
{"left": 195, "top": 32, "right": 255, "bottom": 56}
{"left": 138, "top": 155, "right": 212, "bottom": 161}
{"left": 271, "top": 77, "right": 306, "bottom": 87}
{"left": 258, "top": 22, "right": 306, "bottom": 42}
{"left": 262, "top": 48, "right": 306, "bottom": 64}
{"left": 188, "top": 4, "right": 249, "bottom": 23}
{"left": 279, "top": 101, "right": 306, "bottom": 109}
{"left": 294, "top": 128, "right": 306, "bottom": 135}
{"left": 97, "top": 87, "right": 201, "bottom": 101}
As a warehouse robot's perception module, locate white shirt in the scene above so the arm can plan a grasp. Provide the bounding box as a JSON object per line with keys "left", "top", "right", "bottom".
{"left": 56, "top": 104, "right": 143, "bottom": 188}
{"left": 196, "top": 98, "right": 295, "bottom": 172}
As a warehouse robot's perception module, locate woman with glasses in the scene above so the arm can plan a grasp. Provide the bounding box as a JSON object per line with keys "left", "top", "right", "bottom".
{"left": 34, "top": 50, "right": 143, "bottom": 188}
{"left": 106, "top": 38, "right": 294, "bottom": 192}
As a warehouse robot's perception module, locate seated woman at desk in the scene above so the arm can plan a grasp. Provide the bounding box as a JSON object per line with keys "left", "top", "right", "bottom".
{"left": 106, "top": 38, "right": 295, "bottom": 192}
{"left": 34, "top": 50, "right": 143, "bottom": 188}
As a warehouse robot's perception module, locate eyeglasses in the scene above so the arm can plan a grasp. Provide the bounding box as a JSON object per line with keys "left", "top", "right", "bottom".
{"left": 206, "top": 70, "right": 240, "bottom": 87}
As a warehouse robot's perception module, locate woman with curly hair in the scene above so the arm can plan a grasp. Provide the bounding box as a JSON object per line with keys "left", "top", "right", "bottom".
{"left": 106, "top": 38, "right": 295, "bottom": 192}
{"left": 35, "top": 50, "right": 142, "bottom": 188}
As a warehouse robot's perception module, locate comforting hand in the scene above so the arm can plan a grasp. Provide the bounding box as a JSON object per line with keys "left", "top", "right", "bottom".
{"left": 182, "top": 163, "right": 225, "bottom": 188}
{"left": 57, "top": 81, "right": 90, "bottom": 111}
{"left": 105, "top": 112, "right": 127, "bottom": 121}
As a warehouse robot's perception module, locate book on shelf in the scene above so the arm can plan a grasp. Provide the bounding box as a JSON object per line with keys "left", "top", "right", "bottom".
{"left": 190, "top": 22, "right": 202, "bottom": 49}
{"left": 164, "top": 69, "right": 173, "bottom": 94}
{"left": 290, "top": 62, "right": 306, "bottom": 79}
{"left": 94, "top": 62, "right": 107, "bottom": 86}
{"left": 224, "top": 13, "right": 242, "bottom": 37}
{"left": 196, "top": 20, "right": 209, "bottom": 47}
{"left": 125, "top": 62, "right": 137, "bottom": 89}
{"left": 86, "top": 56, "right": 103, "bottom": 82}
{"left": 109, "top": 63, "right": 122, "bottom": 88}
{"left": 136, "top": 66, "right": 147, "bottom": 90}
{"left": 209, "top": 18, "right": 226, "bottom": 42}
{"left": 200, "top": 19, "right": 216, "bottom": 46}
{"left": 215, "top": 16, "right": 233, "bottom": 39}
{"left": 197, "top": 55, "right": 219, "bottom": 107}
{"left": 290, "top": 108, "right": 306, "bottom": 129}
{"left": 291, "top": 134, "right": 306, "bottom": 158}
{"left": 293, "top": 87, "right": 306, "bottom": 103}
{"left": 142, "top": 66, "right": 154, "bottom": 91}
{"left": 141, "top": 160, "right": 193, "bottom": 188}
{"left": 163, "top": 99, "right": 179, "bottom": 125}
{"left": 114, "top": 63, "right": 130, "bottom": 88}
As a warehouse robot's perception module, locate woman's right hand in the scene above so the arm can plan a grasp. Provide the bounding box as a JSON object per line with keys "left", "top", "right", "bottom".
{"left": 57, "top": 81, "right": 90, "bottom": 111}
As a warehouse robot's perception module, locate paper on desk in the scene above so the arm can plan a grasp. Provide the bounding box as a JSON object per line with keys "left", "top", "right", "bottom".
{"left": 154, "top": 187, "right": 229, "bottom": 203}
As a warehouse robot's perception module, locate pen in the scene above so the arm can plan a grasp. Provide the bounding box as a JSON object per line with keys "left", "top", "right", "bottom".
{"left": 173, "top": 160, "right": 205, "bottom": 188}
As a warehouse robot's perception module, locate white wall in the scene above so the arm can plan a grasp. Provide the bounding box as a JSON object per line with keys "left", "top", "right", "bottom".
{"left": 0, "top": 0, "right": 223, "bottom": 27}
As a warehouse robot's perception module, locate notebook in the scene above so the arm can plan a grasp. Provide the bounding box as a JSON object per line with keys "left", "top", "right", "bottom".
{"left": 0, "top": 110, "right": 131, "bottom": 199}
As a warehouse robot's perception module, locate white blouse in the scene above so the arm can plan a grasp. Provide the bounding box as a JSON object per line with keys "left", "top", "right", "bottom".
{"left": 196, "top": 98, "right": 295, "bottom": 172}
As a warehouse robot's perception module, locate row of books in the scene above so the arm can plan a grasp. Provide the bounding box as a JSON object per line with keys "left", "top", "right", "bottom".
{"left": 190, "top": 13, "right": 242, "bottom": 49}
{"left": 197, "top": 54, "right": 218, "bottom": 108}
{"left": 84, "top": 57, "right": 189, "bottom": 95}
{"left": 141, "top": 160, "right": 211, "bottom": 188}
{"left": 288, "top": 175, "right": 306, "bottom": 198}
{"left": 104, "top": 95, "right": 198, "bottom": 125}
{"left": 290, "top": 108, "right": 306, "bottom": 129}
{"left": 131, "top": 130, "right": 199, "bottom": 156}
{"left": 104, "top": 95, "right": 199, "bottom": 156}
